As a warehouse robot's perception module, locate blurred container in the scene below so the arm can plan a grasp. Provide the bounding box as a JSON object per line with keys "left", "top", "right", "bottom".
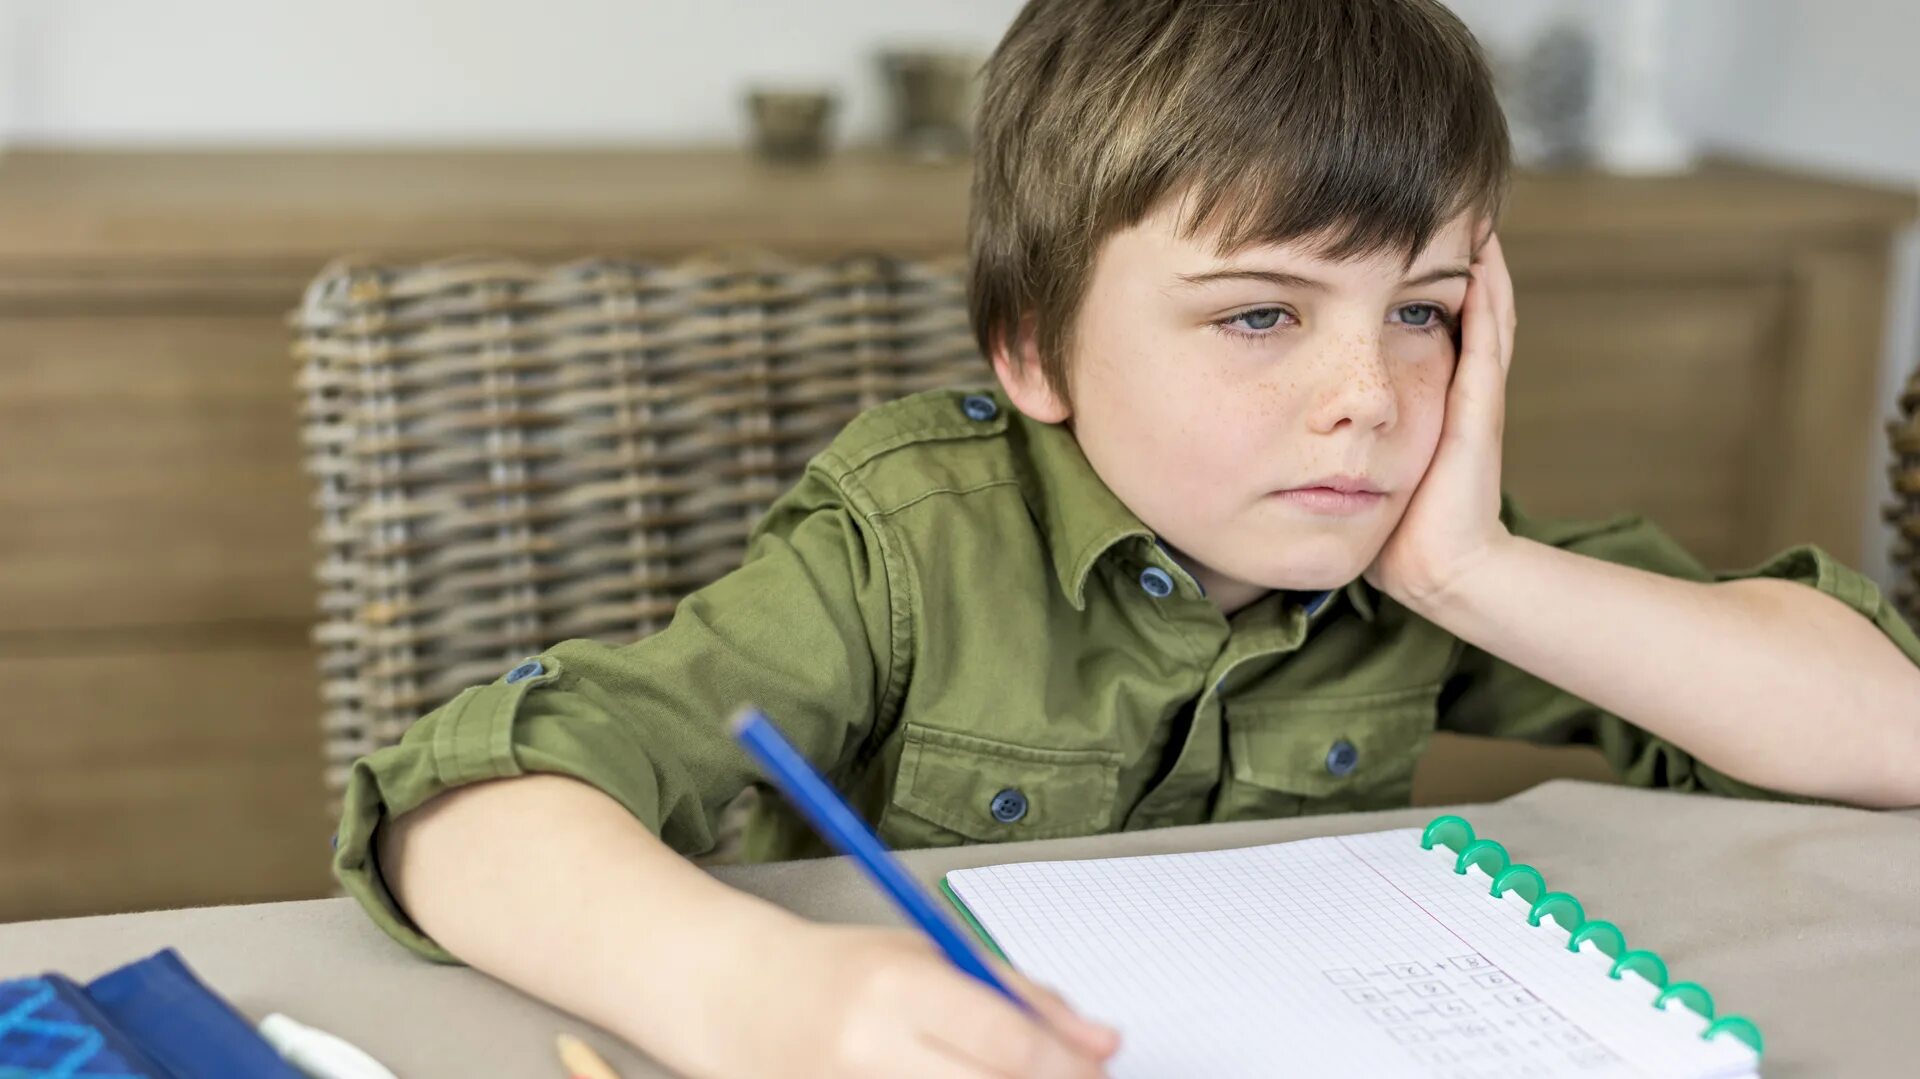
{"left": 1506, "top": 10, "right": 1595, "bottom": 167}
{"left": 878, "top": 49, "right": 978, "bottom": 162}
{"left": 1491, "top": 0, "right": 1696, "bottom": 175}
{"left": 744, "top": 88, "right": 839, "bottom": 165}
{"left": 1589, "top": 0, "right": 1697, "bottom": 174}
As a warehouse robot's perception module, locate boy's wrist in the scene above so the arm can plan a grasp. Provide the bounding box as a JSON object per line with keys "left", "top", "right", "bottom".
{"left": 608, "top": 897, "right": 811, "bottom": 1071}
{"left": 1393, "top": 531, "right": 1529, "bottom": 626}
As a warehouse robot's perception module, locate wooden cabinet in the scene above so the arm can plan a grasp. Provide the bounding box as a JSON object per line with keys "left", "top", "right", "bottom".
{"left": 0, "top": 312, "right": 316, "bottom": 632}
{"left": 0, "top": 641, "right": 326, "bottom": 920}
{"left": 1501, "top": 278, "right": 1792, "bottom": 563}
{"left": 0, "top": 150, "right": 1911, "bottom": 920}
{"left": 0, "top": 296, "right": 331, "bottom": 920}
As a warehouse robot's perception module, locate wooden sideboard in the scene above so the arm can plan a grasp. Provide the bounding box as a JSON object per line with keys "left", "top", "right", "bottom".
{"left": 0, "top": 149, "right": 1912, "bottom": 922}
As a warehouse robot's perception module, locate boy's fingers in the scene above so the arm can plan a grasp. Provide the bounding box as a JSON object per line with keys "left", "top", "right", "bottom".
{"left": 920, "top": 1020, "right": 1106, "bottom": 1079}
{"left": 1480, "top": 232, "right": 1518, "bottom": 370}
{"left": 902, "top": 1034, "right": 1022, "bottom": 1079}
{"left": 847, "top": 1007, "right": 1000, "bottom": 1079}
{"left": 1450, "top": 268, "right": 1504, "bottom": 423}
{"left": 1013, "top": 977, "right": 1122, "bottom": 1058}
{"left": 1457, "top": 264, "right": 1497, "bottom": 371}
{"left": 915, "top": 974, "right": 1106, "bottom": 1079}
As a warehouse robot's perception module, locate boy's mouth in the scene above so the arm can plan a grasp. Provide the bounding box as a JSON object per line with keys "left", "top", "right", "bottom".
{"left": 1269, "top": 475, "right": 1385, "bottom": 516}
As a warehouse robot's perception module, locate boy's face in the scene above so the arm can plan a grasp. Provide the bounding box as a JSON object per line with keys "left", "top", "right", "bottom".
{"left": 998, "top": 198, "right": 1480, "bottom": 613}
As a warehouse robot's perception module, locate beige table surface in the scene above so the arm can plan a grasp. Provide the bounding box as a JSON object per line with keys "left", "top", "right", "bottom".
{"left": 3, "top": 780, "right": 1916, "bottom": 1078}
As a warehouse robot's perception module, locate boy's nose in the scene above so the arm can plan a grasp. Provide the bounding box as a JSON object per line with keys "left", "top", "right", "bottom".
{"left": 1310, "top": 343, "right": 1398, "bottom": 433}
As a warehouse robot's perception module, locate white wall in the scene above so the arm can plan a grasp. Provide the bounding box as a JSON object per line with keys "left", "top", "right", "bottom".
{"left": 4, "top": 0, "right": 1916, "bottom": 581}
{"left": 0, "top": 0, "right": 1026, "bottom": 146}
{"left": 1676, "top": 0, "right": 1920, "bottom": 185}
{"left": 1665, "top": 0, "right": 1920, "bottom": 587}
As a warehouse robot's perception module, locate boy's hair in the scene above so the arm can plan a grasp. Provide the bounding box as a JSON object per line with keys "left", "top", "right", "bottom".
{"left": 969, "top": 0, "right": 1512, "bottom": 401}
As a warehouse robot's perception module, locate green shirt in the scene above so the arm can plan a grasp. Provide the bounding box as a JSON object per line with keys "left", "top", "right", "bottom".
{"left": 334, "top": 388, "right": 1920, "bottom": 961}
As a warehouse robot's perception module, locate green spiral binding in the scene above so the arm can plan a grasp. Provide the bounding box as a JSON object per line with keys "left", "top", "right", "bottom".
{"left": 1420, "top": 816, "right": 1762, "bottom": 1059}
{"left": 1655, "top": 981, "right": 1716, "bottom": 1020}
{"left": 1420, "top": 814, "right": 1475, "bottom": 853}
{"left": 1527, "top": 892, "right": 1586, "bottom": 933}
{"left": 1609, "top": 949, "right": 1669, "bottom": 988}
{"left": 1703, "top": 1015, "right": 1765, "bottom": 1053}
{"left": 1454, "top": 839, "right": 1509, "bottom": 877}
{"left": 1567, "top": 919, "right": 1626, "bottom": 958}
{"left": 1490, "top": 864, "right": 1546, "bottom": 904}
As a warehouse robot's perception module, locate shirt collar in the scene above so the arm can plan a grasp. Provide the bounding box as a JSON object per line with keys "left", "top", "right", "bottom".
{"left": 1339, "top": 578, "right": 1379, "bottom": 621}
{"left": 1011, "top": 410, "right": 1153, "bottom": 610}
{"left": 1009, "top": 405, "right": 1378, "bottom": 622}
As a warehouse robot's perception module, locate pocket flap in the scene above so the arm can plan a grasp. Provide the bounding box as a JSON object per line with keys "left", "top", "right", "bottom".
{"left": 1228, "top": 685, "right": 1438, "bottom": 798}
{"left": 892, "top": 724, "right": 1122, "bottom": 842}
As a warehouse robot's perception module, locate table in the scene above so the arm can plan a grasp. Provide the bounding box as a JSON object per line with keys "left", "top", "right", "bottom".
{"left": 4, "top": 781, "right": 1916, "bottom": 1077}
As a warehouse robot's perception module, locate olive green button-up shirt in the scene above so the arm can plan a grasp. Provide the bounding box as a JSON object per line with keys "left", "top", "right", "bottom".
{"left": 334, "top": 389, "right": 1920, "bottom": 961}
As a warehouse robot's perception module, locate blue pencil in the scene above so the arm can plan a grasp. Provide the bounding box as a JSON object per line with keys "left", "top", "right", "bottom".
{"left": 730, "top": 707, "right": 1029, "bottom": 1010}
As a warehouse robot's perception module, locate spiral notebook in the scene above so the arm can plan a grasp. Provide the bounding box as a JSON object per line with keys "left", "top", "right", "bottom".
{"left": 941, "top": 816, "right": 1763, "bottom": 1079}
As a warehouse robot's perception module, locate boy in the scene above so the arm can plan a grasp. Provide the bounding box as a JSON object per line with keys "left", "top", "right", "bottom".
{"left": 334, "top": 1, "right": 1920, "bottom": 1076}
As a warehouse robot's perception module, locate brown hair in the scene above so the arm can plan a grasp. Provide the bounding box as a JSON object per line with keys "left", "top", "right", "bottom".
{"left": 969, "top": 0, "right": 1512, "bottom": 401}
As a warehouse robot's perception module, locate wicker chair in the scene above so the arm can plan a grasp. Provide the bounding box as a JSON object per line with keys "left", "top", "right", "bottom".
{"left": 294, "top": 254, "right": 984, "bottom": 803}
{"left": 1892, "top": 364, "right": 1920, "bottom": 624}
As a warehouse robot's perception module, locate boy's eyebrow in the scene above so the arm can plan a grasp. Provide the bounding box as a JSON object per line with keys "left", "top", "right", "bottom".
{"left": 1172, "top": 265, "right": 1473, "bottom": 290}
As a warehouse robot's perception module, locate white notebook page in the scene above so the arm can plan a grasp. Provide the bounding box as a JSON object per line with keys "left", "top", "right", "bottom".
{"left": 946, "top": 829, "right": 1760, "bottom": 1079}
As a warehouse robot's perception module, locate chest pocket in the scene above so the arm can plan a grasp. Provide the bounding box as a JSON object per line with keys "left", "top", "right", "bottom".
{"left": 878, "top": 723, "right": 1123, "bottom": 849}
{"left": 1220, "top": 683, "right": 1439, "bottom": 819}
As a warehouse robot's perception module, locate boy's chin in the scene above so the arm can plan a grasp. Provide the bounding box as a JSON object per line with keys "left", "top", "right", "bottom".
{"left": 1237, "top": 542, "right": 1379, "bottom": 593}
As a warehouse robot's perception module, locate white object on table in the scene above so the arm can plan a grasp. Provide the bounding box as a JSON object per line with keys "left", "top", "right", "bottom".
{"left": 259, "top": 1013, "right": 400, "bottom": 1079}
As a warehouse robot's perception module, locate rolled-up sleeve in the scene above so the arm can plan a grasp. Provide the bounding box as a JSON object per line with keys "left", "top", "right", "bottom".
{"left": 1438, "top": 498, "right": 1920, "bottom": 801}
{"left": 332, "top": 470, "right": 899, "bottom": 960}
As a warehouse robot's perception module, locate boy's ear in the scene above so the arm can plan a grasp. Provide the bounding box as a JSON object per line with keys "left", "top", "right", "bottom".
{"left": 989, "top": 315, "right": 1072, "bottom": 424}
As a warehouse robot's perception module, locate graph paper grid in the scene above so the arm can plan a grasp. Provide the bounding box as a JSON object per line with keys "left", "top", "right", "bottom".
{"left": 946, "top": 829, "right": 1760, "bottom": 1079}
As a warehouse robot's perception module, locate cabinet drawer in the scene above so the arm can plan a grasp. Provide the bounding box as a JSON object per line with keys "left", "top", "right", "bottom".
{"left": 0, "top": 313, "right": 314, "bottom": 632}
{"left": 0, "top": 635, "right": 330, "bottom": 920}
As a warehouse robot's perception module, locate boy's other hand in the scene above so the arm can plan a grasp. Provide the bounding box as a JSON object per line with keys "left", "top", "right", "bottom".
{"left": 1366, "top": 230, "right": 1517, "bottom": 608}
{"left": 704, "top": 922, "right": 1120, "bottom": 1078}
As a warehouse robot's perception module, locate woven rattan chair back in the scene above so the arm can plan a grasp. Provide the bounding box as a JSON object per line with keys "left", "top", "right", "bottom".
{"left": 1891, "top": 364, "right": 1920, "bottom": 627}
{"left": 295, "top": 254, "right": 985, "bottom": 800}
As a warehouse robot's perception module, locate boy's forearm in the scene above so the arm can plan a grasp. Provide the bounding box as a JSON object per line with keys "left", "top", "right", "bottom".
{"left": 1404, "top": 536, "right": 1920, "bottom": 808}
{"left": 377, "top": 774, "right": 803, "bottom": 1068}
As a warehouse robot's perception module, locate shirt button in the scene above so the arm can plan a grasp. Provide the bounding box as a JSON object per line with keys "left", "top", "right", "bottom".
{"left": 1326, "top": 739, "right": 1360, "bottom": 777}
{"left": 989, "top": 788, "right": 1029, "bottom": 824}
{"left": 505, "top": 660, "right": 545, "bottom": 684}
{"left": 960, "top": 394, "right": 999, "bottom": 422}
{"left": 1138, "top": 566, "right": 1175, "bottom": 598}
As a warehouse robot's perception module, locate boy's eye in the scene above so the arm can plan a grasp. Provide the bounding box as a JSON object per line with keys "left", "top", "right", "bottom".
{"left": 1393, "top": 303, "right": 1453, "bottom": 333}
{"left": 1221, "top": 306, "right": 1292, "bottom": 333}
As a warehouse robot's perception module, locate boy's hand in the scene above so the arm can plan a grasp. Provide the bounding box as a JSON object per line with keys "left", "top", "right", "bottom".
{"left": 708, "top": 922, "right": 1120, "bottom": 1078}
{"left": 1365, "top": 230, "right": 1518, "bottom": 607}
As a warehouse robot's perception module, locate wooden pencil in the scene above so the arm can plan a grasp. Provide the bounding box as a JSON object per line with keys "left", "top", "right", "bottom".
{"left": 556, "top": 1033, "right": 623, "bottom": 1079}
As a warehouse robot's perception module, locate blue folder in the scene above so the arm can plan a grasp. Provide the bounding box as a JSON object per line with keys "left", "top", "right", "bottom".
{"left": 0, "top": 949, "right": 302, "bottom": 1079}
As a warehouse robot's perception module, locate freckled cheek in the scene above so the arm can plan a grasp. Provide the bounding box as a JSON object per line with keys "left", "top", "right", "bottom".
{"left": 1402, "top": 360, "right": 1450, "bottom": 402}
{"left": 1392, "top": 361, "right": 1451, "bottom": 441}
